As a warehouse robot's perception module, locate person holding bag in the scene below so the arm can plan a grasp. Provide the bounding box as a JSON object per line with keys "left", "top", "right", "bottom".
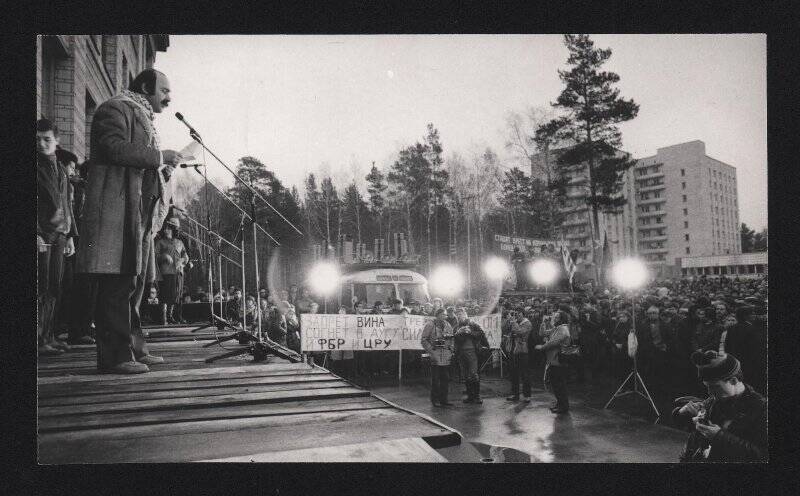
{"left": 536, "top": 310, "right": 572, "bottom": 414}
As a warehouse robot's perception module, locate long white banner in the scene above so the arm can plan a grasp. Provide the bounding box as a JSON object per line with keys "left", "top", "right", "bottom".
{"left": 300, "top": 313, "right": 502, "bottom": 352}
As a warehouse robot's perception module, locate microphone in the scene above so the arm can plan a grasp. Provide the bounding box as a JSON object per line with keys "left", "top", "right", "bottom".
{"left": 175, "top": 112, "right": 201, "bottom": 137}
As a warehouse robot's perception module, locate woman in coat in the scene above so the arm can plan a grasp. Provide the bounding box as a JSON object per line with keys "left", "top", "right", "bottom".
{"left": 154, "top": 218, "right": 187, "bottom": 325}
{"left": 536, "top": 310, "right": 572, "bottom": 414}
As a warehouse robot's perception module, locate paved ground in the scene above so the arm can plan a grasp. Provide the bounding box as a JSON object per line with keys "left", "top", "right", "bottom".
{"left": 371, "top": 378, "right": 688, "bottom": 463}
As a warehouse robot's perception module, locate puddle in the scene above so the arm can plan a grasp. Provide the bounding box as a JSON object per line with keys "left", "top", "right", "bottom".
{"left": 470, "top": 442, "right": 531, "bottom": 463}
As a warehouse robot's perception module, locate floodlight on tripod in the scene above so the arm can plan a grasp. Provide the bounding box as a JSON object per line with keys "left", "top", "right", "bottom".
{"left": 604, "top": 257, "right": 661, "bottom": 420}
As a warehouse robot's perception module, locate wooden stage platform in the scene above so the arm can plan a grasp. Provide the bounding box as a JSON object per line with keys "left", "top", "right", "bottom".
{"left": 37, "top": 327, "right": 460, "bottom": 463}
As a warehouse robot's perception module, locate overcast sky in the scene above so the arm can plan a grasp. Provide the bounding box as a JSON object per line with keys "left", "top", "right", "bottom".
{"left": 155, "top": 34, "right": 767, "bottom": 231}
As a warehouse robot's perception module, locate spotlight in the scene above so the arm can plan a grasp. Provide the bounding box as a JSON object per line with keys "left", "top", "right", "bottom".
{"left": 529, "top": 258, "right": 558, "bottom": 287}
{"left": 308, "top": 261, "right": 340, "bottom": 296}
{"left": 429, "top": 265, "right": 465, "bottom": 297}
{"left": 483, "top": 256, "right": 510, "bottom": 281}
{"left": 611, "top": 258, "right": 649, "bottom": 290}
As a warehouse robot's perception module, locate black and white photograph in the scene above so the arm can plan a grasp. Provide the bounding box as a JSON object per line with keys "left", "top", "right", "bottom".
{"left": 32, "top": 32, "right": 769, "bottom": 468}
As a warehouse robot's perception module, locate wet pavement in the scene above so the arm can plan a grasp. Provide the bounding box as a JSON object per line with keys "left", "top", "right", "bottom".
{"left": 371, "top": 379, "right": 687, "bottom": 463}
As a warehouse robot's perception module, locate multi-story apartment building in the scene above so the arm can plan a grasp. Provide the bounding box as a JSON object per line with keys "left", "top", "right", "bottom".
{"left": 36, "top": 35, "right": 169, "bottom": 162}
{"left": 633, "top": 140, "right": 741, "bottom": 277}
{"left": 530, "top": 140, "right": 742, "bottom": 279}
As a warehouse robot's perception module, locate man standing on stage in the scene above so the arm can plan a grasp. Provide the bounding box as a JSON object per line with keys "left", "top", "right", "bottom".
{"left": 37, "top": 119, "right": 78, "bottom": 356}
{"left": 76, "top": 69, "right": 183, "bottom": 374}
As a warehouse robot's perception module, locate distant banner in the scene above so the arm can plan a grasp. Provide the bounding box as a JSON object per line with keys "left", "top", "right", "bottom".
{"left": 300, "top": 313, "right": 502, "bottom": 352}
{"left": 493, "top": 234, "right": 566, "bottom": 253}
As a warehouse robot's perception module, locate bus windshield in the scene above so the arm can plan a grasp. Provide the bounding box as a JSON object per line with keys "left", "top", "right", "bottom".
{"left": 353, "top": 283, "right": 396, "bottom": 307}
{"left": 398, "top": 284, "right": 429, "bottom": 305}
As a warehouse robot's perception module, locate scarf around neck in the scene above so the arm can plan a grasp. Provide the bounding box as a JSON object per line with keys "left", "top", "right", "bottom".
{"left": 116, "top": 90, "right": 172, "bottom": 236}
{"left": 118, "top": 90, "right": 161, "bottom": 150}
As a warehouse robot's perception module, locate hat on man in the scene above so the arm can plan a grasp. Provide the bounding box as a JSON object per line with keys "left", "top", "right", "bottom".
{"left": 691, "top": 350, "right": 742, "bottom": 382}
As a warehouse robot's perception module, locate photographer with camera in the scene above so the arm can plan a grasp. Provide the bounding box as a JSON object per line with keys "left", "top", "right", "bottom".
{"left": 421, "top": 308, "right": 455, "bottom": 407}
{"left": 505, "top": 308, "right": 533, "bottom": 403}
{"left": 453, "top": 308, "right": 490, "bottom": 404}
{"left": 672, "top": 350, "right": 767, "bottom": 462}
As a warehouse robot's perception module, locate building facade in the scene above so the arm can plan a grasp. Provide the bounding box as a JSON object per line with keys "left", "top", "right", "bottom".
{"left": 680, "top": 252, "right": 766, "bottom": 278}
{"left": 36, "top": 35, "right": 169, "bottom": 162}
{"left": 531, "top": 140, "right": 743, "bottom": 279}
{"left": 633, "top": 140, "right": 741, "bottom": 277}
{"left": 531, "top": 149, "right": 634, "bottom": 278}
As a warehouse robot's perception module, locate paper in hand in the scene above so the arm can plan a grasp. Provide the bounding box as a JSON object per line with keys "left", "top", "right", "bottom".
{"left": 179, "top": 141, "right": 202, "bottom": 162}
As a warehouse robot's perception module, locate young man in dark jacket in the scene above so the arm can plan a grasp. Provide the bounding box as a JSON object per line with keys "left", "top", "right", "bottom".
{"left": 453, "top": 308, "right": 490, "bottom": 404}
{"left": 37, "top": 119, "right": 78, "bottom": 356}
{"left": 672, "top": 351, "right": 767, "bottom": 462}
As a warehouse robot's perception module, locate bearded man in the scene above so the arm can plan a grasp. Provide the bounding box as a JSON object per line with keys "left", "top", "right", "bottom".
{"left": 76, "top": 69, "right": 183, "bottom": 374}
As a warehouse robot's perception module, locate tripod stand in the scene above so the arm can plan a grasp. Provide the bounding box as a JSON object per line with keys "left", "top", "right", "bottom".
{"left": 604, "top": 295, "right": 661, "bottom": 421}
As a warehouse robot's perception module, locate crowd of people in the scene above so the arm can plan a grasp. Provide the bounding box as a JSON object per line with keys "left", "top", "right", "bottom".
{"left": 37, "top": 67, "right": 767, "bottom": 462}
{"left": 495, "top": 274, "right": 768, "bottom": 398}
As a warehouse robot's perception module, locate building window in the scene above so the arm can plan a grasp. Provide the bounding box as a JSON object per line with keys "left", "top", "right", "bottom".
{"left": 84, "top": 90, "right": 97, "bottom": 160}
{"left": 685, "top": 234, "right": 690, "bottom": 241}
{"left": 682, "top": 181, "right": 686, "bottom": 189}
{"left": 682, "top": 194, "right": 687, "bottom": 202}
{"left": 681, "top": 168, "right": 685, "bottom": 177}
{"left": 685, "top": 247, "right": 690, "bottom": 254}
{"left": 39, "top": 36, "right": 68, "bottom": 121}
{"left": 684, "top": 221, "right": 689, "bottom": 228}
{"left": 683, "top": 208, "right": 688, "bottom": 216}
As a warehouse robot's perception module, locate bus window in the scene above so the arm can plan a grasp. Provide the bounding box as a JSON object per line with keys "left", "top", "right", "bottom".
{"left": 352, "top": 283, "right": 396, "bottom": 307}
{"left": 399, "top": 284, "right": 429, "bottom": 305}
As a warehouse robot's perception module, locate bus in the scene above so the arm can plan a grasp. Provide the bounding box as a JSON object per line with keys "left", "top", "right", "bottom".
{"left": 335, "top": 263, "right": 430, "bottom": 310}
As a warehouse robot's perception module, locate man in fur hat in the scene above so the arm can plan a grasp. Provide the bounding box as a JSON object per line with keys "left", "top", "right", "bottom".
{"left": 672, "top": 350, "right": 767, "bottom": 462}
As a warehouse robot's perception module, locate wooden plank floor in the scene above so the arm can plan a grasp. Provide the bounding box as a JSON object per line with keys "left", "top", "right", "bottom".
{"left": 38, "top": 330, "right": 459, "bottom": 463}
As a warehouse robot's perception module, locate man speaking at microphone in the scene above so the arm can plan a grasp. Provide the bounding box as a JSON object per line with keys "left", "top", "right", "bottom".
{"left": 76, "top": 69, "right": 183, "bottom": 374}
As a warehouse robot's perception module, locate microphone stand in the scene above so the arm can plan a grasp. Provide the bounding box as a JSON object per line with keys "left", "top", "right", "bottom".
{"left": 176, "top": 118, "right": 301, "bottom": 363}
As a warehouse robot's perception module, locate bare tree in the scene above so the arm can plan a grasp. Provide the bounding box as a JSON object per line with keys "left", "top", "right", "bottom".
{"left": 505, "top": 106, "right": 566, "bottom": 238}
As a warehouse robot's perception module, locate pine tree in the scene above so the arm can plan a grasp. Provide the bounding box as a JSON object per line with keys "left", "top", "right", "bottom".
{"left": 540, "top": 34, "right": 640, "bottom": 273}
{"left": 424, "top": 124, "right": 448, "bottom": 269}
{"left": 365, "top": 162, "right": 387, "bottom": 237}
{"left": 387, "top": 142, "right": 430, "bottom": 256}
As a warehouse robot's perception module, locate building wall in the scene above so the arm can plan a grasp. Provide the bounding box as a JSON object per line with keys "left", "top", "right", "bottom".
{"left": 631, "top": 140, "right": 741, "bottom": 278}
{"left": 680, "top": 252, "right": 766, "bottom": 278}
{"left": 529, "top": 140, "right": 743, "bottom": 280}
{"left": 36, "top": 35, "right": 167, "bottom": 162}
{"left": 606, "top": 166, "right": 638, "bottom": 260}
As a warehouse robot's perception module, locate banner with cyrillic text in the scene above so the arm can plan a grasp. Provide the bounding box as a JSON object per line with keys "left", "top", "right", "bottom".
{"left": 300, "top": 314, "right": 502, "bottom": 351}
